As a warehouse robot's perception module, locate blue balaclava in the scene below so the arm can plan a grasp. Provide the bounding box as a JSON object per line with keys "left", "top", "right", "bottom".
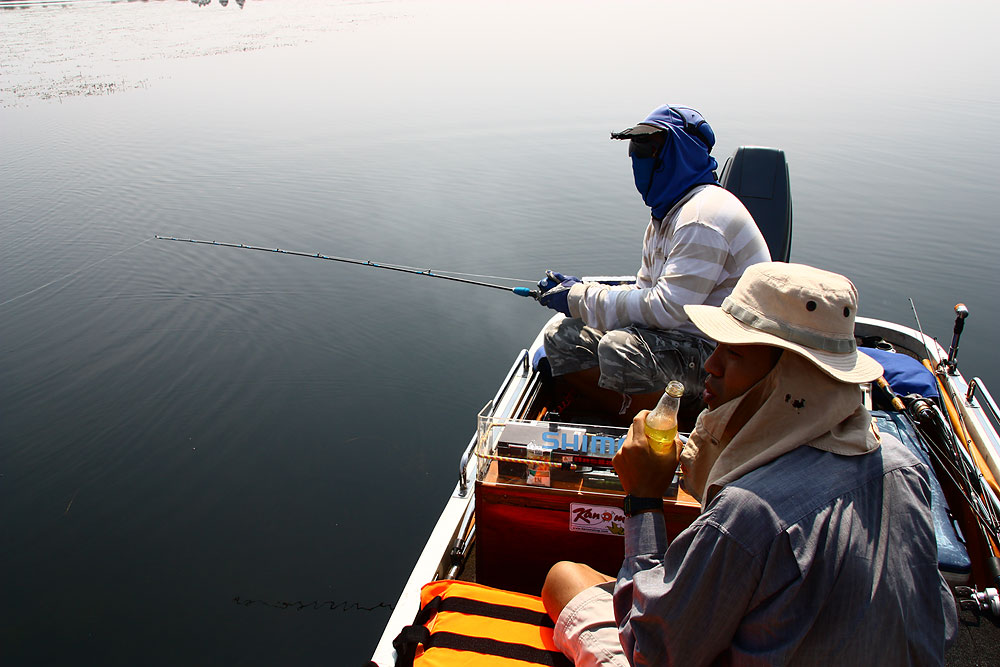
{"left": 613, "top": 105, "right": 719, "bottom": 220}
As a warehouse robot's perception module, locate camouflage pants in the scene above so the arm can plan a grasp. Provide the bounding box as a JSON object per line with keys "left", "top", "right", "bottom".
{"left": 542, "top": 317, "right": 715, "bottom": 397}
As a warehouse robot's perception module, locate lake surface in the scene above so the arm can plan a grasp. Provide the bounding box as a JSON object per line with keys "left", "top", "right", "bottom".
{"left": 2, "top": 0, "right": 999, "bottom": 663}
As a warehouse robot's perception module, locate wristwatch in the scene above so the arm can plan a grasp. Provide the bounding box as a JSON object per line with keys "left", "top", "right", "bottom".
{"left": 623, "top": 495, "right": 662, "bottom": 517}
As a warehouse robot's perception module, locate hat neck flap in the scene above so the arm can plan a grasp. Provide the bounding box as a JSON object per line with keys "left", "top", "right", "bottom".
{"left": 679, "top": 351, "right": 879, "bottom": 511}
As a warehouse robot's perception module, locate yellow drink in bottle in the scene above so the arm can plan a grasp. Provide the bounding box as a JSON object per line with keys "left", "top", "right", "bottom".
{"left": 644, "top": 380, "right": 684, "bottom": 455}
{"left": 644, "top": 418, "right": 678, "bottom": 455}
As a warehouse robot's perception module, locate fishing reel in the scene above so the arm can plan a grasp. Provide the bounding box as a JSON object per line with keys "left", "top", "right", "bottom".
{"left": 955, "top": 586, "right": 1000, "bottom": 616}
{"left": 905, "top": 395, "right": 939, "bottom": 425}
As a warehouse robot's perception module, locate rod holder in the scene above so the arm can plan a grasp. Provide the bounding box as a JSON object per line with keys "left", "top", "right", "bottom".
{"left": 946, "top": 303, "right": 969, "bottom": 375}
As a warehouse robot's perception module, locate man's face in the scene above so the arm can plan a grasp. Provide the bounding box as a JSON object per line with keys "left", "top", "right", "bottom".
{"left": 702, "top": 343, "right": 782, "bottom": 410}
{"left": 627, "top": 130, "right": 668, "bottom": 159}
{"left": 629, "top": 131, "right": 669, "bottom": 206}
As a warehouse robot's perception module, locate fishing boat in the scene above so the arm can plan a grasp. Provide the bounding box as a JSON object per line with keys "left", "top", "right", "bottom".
{"left": 368, "top": 147, "right": 1000, "bottom": 666}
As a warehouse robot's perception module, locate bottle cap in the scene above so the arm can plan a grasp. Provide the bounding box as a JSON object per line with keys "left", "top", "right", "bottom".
{"left": 665, "top": 380, "right": 684, "bottom": 398}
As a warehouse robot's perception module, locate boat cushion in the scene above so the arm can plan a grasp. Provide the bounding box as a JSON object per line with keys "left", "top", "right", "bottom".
{"left": 393, "top": 580, "right": 571, "bottom": 666}
{"left": 870, "top": 409, "right": 971, "bottom": 581}
{"left": 861, "top": 347, "right": 940, "bottom": 399}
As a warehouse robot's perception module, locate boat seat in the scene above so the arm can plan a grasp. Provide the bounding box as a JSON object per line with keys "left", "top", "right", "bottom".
{"left": 719, "top": 146, "right": 793, "bottom": 262}
{"left": 870, "top": 409, "right": 971, "bottom": 583}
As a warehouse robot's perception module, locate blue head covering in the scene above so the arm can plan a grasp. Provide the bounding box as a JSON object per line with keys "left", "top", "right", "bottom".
{"left": 616, "top": 105, "right": 719, "bottom": 220}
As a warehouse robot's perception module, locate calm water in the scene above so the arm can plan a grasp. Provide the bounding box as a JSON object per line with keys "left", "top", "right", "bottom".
{"left": 2, "top": 0, "right": 999, "bottom": 664}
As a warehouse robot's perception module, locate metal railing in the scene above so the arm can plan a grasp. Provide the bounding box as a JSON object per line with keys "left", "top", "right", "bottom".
{"left": 967, "top": 377, "right": 1000, "bottom": 429}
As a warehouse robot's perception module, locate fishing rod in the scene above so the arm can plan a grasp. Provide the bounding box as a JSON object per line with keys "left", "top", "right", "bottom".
{"left": 874, "top": 373, "right": 1000, "bottom": 615}
{"left": 908, "top": 394, "right": 1000, "bottom": 615}
{"left": 155, "top": 236, "right": 541, "bottom": 298}
{"left": 904, "top": 301, "right": 1000, "bottom": 612}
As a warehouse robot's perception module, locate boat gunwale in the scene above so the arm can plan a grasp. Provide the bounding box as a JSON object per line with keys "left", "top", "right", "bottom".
{"left": 369, "top": 347, "right": 537, "bottom": 665}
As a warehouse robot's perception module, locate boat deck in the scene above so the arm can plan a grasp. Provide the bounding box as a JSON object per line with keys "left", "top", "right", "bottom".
{"left": 950, "top": 605, "right": 1000, "bottom": 665}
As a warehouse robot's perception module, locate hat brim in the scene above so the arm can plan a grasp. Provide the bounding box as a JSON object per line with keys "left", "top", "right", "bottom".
{"left": 610, "top": 123, "right": 666, "bottom": 140}
{"left": 684, "top": 304, "right": 884, "bottom": 384}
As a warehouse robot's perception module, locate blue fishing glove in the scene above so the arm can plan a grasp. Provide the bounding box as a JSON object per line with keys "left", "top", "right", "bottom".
{"left": 538, "top": 276, "right": 581, "bottom": 316}
{"left": 537, "top": 270, "right": 579, "bottom": 294}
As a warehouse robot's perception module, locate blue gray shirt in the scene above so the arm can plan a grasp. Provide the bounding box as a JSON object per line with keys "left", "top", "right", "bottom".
{"left": 613, "top": 433, "right": 958, "bottom": 665}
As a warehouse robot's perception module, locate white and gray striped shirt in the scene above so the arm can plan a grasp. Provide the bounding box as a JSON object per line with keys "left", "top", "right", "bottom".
{"left": 567, "top": 184, "right": 770, "bottom": 336}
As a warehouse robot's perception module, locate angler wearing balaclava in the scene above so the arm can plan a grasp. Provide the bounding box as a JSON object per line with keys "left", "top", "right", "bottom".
{"left": 619, "top": 105, "right": 719, "bottom": 220}
{"left": 536, "top": 105, "right": 770, "bottom": 420}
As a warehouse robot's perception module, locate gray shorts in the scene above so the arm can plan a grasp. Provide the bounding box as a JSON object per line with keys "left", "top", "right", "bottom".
{"left": 542, "top": 317, "right": 714, "bottom": 396}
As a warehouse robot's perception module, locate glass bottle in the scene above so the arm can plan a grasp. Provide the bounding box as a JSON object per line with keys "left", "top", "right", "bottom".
{"left": 644, "top": 380, "right": 684, "bottom": 455}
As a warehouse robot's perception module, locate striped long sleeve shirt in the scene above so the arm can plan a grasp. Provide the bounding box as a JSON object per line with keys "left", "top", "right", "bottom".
{"left": 566, "top": 184, "right": 770, "bottom": 336}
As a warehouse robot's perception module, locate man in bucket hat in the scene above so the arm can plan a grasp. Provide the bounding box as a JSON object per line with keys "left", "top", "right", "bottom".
{"left": 535, "top": 104, "right": 770, "bottom": 423}
{"left": 541, "top": 262, "right": 957, "bottom": 666}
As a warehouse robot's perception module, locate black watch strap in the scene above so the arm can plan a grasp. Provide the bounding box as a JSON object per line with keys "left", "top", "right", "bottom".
{"left": 623, "top": 495, "right": 662, "bottom": 517}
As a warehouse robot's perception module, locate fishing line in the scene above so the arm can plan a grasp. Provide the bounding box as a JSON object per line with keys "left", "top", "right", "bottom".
{"left": 917, "top": 416, "right": 1000, "bottom": 537}
{"left": 232, "top": 595, "right": 394, "bottom": 613}
{"left": 907, "top": 300, "right": 1000, "bottom": 518}
{"left": 155, "top": 236, "right": 541, "bottom": 298}
{"left": 935, "top": 368, "right": 994, "bottom": 508}
{"left": 0, "top": 236, "right": 155, "bottom": 309}
{"left": 908, "top": 298, "right": 935, "bottom": 361}
{"left": 907, "top": 398, "right": 1000, "bottom": 548}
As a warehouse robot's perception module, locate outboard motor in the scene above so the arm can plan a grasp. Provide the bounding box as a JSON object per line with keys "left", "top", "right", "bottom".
{"left": 719, "top": 147, "right": 792, "bottom": 262}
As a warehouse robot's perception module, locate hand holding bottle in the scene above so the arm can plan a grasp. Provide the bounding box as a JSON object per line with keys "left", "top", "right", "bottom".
{"left": 614, "top": 409, "right": 681, "bottom": 499}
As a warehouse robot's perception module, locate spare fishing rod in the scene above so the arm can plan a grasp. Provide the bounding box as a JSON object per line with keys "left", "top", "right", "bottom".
{"left": 912, "top": 395, "right": 1000, "bottom": 616}
{"left": 155, "top": 236, "right": 541, "bottom": 299}
{"left": 907, "top": 396, "right": 1000, "bottom": 539}
{"left": 899, "top": 300, "right": 1000, "bottom": 613}
{"left": 917, "top": 305, "right": 1000, "bottom": 614}
{"left": 873, "top": 374, "right": 1000, "bottom": 541}
{"left": 883, "top": 388, "right": 1000, "bottom": 616}
{"left": 882, "top": 306, "right": 1000, "bottom": 613}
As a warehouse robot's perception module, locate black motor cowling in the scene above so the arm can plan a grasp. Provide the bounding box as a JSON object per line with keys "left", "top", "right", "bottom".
{"left": 719, "top": 146, "right": 792, "bottom": 262}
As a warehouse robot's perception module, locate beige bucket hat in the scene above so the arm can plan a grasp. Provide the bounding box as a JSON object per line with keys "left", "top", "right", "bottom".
{"left": 684, "top": 262, "right": 883, "bottom": 383}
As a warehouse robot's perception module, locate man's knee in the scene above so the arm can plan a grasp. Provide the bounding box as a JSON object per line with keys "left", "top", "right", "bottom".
{"left": 542, "top": 560, "right": 579, "bottom": 595}
{"left": 543, "top": 318, "right": 602, "bottom": 377}
{"left": 599, "top": 327, "right": 713, "bottom": 395}
{"left": 542, "top": 561, "right": 582, "bottom": 618}
{"left": 595, "top": 328, "right": 659, "bottom": 394}
{"left": 596, "top": 328, "right": 633, "bottom": 351}
{"left": 541, "top": 561, "right": 614, "bottom": 621}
